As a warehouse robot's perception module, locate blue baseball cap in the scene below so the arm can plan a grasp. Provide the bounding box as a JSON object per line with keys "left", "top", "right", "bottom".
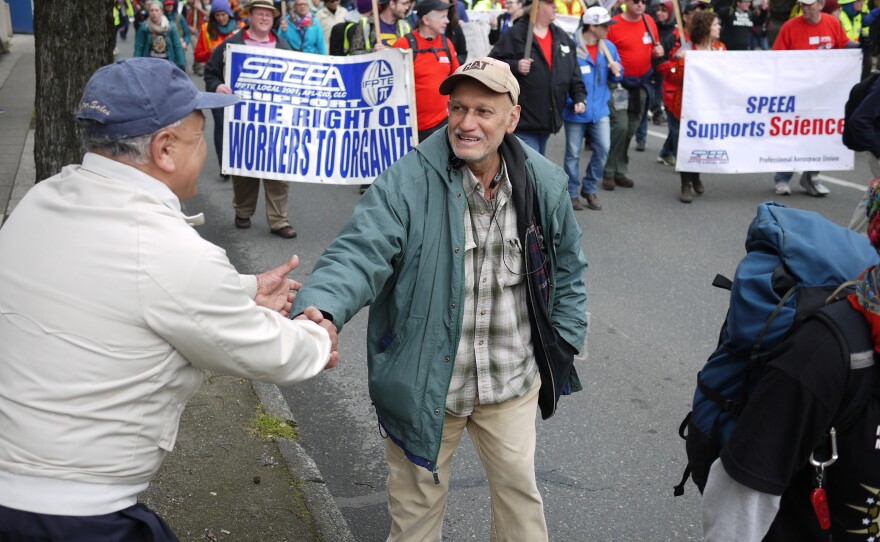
{"left": 76, "top": 58, "right": 240, "bottom": 139}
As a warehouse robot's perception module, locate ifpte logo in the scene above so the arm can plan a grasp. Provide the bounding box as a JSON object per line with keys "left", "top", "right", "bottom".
{"left": 361, "top": 60, "right": 394, "bottom": 107}
{"left": 689, "top": 150, "right": 729, "bottom": 164}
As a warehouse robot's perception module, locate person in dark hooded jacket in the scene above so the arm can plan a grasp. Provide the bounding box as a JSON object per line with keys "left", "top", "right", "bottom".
{"left": 489, "top": 0, "right": 586, "bottom": 155}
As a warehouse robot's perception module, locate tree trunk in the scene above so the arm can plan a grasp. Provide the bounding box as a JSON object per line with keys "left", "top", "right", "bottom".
{"left": 34, "top": 1, "right": 116, "bottom": 181}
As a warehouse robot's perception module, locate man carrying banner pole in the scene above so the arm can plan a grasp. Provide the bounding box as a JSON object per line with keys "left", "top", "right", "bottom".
{"left": 204, "top": 0, "right": 299, "bottom": 238}
{"left": 770, "top": 0, "right": 856, "bottom": 196}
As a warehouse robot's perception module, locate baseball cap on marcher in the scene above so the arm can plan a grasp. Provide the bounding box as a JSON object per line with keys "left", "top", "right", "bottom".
{"left": 683, "top": 0, "right": 710, "bottom": 12}
{"left": 416, "top": 0, "right": 452, "bottom": 19}
{"left": 439, "top": 57, "right": 520, "bottom": 104}
{"left": 798, "top": 0, "right": 819, "bottom": 4}
{"left": 582, "top": 6, "right": 616, "bottom": 25}
{"left": 76, "top": 58, "right": 240, "bottom": 139}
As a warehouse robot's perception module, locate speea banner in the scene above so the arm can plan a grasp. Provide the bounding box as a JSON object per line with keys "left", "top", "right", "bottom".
{"left": 222, "top": 45, "right": 417, "bottom": 184}
{"left": 678, "top": 50, "right": 859, "bottom": 174}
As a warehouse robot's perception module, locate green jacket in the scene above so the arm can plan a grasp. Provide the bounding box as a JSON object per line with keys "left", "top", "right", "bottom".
{"left": 293, "top": 129, "right": 588, "bottom": 473}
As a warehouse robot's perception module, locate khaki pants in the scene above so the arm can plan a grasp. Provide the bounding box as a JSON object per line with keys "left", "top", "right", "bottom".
{"left": 384, "top": 384, "right": 546, "bottom": 542}
{"left": 231, "top": 176, "right": 290, "bottom": 230}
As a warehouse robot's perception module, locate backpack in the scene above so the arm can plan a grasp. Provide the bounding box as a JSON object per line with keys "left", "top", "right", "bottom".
{"left": 328, "top": 21, "right": 353, "bottom": 55}
{"left": 404, "top": 32, "right": 451, "bottom": 62}
{"left": 672, "top": 202, "right": 880, "bottom": 496}
{"left": 842, "top": 72, "right": 880, "bottom": 152}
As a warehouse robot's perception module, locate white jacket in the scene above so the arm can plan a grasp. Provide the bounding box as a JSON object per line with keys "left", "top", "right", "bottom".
{"left": 0, "top": 154, "right": 330, "bottom": 515}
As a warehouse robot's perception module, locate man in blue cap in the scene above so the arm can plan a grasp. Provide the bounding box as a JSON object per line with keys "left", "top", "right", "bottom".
{"left": 0, "top": 57, "right": 337, "bottom": 542}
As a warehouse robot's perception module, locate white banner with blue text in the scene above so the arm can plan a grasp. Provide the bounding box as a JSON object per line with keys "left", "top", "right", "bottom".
{"left": 222, "top": 45, "right": 417, "bottom": 184}
{"left": 678, "top": 49, "right": 859, "bottom": 174}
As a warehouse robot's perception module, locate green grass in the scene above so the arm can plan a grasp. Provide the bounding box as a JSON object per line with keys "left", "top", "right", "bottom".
{"left": 249, "top": 407, "right": 298, "bottom": 441}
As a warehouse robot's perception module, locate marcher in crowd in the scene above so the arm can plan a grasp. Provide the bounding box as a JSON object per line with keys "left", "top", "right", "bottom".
{"left": 837, "top": 0, "right": 880, "bottom": 78}
{"left": 751, "top": 0, "right": 770, "bottom": 49}
{"left": 291, "top": 56, "right": 587, "bottom": 542}
{"left": 392, "top": 0, "right": 460, "bottom": 141}
{"left": 194, "top": 0, "right": 242, "bottom": 172}
{"left": 604, "top": 0, "right": 664, "bottom": 189}
{"left": 345, "top": 0, "right": 412, "bottom": 54}
{"left": 702, "top": 178, "right": 880, "bottom": 541}
{"left": 205, "top": 0, "right": 300, "bottom": 238}
{"left": 659, "top": 10, "right": 726, "bottom": 203}
{"left": 163, "top": 0, "right": 192, "bottom": 67}
{"left": 280, "top": 0, "right": 328, "bottom": 53}
{"left": 445, "top": 2, "right": 468, "bottom": 64}
{"left": 0, "top": 57, "right": 336, "bottom": 542}
{"left": 714, "top": 0, "right": 755, "bottom": 50}
{"left": 771, "top": 0, "right": 855, "bottom": 196}
{"left": 134, "top": 0, "right": 186, "bottom": 71}
{"left": 488, "top": 0, "right": 523, "bottom": 45}
{"left": 656, "top": 0, "right": 706, "bottom": 168}
{"left": 316, "top": 0, "right": 349, "bottom": 50}
{"left": 490, "top": 0, "right": 587, "bottom": 155}
{"left": 648, "top": 0, "right": 674, "bottom": 125}
{"left": 845, "top": 74, "right": 880, "bottom": 232}
{"left": 563, "top": 6, "right": 623, "bottom": 211}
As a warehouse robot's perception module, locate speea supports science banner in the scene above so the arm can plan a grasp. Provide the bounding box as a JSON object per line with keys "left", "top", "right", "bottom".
{"left": 221, "top": 45, "right": 418, "bottom": 184}
{"left": 677, "top": 49, "right": 859, "bottom": 174}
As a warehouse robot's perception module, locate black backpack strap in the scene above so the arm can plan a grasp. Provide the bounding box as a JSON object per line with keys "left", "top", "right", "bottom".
{"left": 405, "top": 32, "right": 418, "bottom": 60}
{"left": 810, "top": 300, "right": 876, "bottom": 432}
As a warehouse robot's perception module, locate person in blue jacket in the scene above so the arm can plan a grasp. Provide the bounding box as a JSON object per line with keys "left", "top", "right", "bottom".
{"left": 563, "top": 6, "right": 623, "bottom": 211}
{"left": 280, "top": 0, "right": 328, "bottom": 53}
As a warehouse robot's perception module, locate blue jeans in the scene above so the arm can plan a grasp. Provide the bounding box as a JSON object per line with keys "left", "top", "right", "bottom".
{"left": 564, "top": 117, "right": 611, "bottom": 197}
{"left": 636, "top": 84, "right": 653, "bottom": 143}
{"left": 660, "top": 115, "right": 680, "bottom": 159}
{"left": 750, "top": 35, "right": 769, "bottom": 50}
{"left": 515, "top": 131, "right": 550, "bottom": 155}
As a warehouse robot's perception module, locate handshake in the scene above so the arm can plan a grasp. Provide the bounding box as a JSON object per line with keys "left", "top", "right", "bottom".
{"left": 254, "top": 255, "right": 339, "bottom": 370}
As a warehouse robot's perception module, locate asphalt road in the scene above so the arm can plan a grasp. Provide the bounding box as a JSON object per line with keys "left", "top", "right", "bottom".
{"left": 180, "top": 48, "right": 875, "bottom": 538}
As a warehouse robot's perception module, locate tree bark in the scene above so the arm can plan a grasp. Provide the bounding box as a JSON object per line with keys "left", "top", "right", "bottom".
{"left": 34, "top": 1, "right": 116, "bottom": 181}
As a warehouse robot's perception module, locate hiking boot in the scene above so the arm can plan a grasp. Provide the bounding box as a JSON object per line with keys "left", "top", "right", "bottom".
{"left": 614, "top": 176, "right": 635, "bottom": 188}
{"left": 571, "top": 197, "right": 584, "bottom": 211}
{"left": 799, "top": 172, "right": 829, "bottom": 197}
{"left": 774, "top": 181, "right": 792, "bottom": 196}
{"left": 680, "top": 180, "right": 693, "bottom": 203}
{"left": 635, "top": 139, "right": 646, "bottom": 152}
{"left": 657, "top": 155, "right": 676, "bottom": 167}
{"left": 601, "top": 176, "right": 615, "bottom": 191}
{"left": 584, "top": 193, "right": 602, "bottom": 210}
{"left": 692, "top": 176, "right": 705, "bottom": 195}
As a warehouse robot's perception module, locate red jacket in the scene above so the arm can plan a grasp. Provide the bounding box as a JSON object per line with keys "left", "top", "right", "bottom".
{"left": 656, "top": 30, "right": 725, "bottom": 120}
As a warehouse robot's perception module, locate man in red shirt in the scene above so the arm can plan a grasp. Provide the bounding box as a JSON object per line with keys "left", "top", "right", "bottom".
{"left": 770, "top": 0, "right": 856, "bottom": 196}
{"left": 393, "top": 0, "right": 460, "bottom": 142}
{"left": 604, "top": 0, "right": 664, "bottom": 190}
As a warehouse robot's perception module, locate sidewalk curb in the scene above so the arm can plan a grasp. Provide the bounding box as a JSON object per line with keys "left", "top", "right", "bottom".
{"left": 252, "top": 382, "right": 356, "bottom": 542}
{"left": 5, "top": 128, "right": 34, "bottom": 222}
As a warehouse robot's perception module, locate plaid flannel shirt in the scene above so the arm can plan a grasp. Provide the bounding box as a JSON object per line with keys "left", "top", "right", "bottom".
{"left": 445, "top": 162, "right": 538, "bottom": 416}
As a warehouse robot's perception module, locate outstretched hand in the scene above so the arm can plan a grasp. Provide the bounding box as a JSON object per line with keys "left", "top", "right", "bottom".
{"left": 295, "top": 307, "right": 339, "bottom": 369}
{"left": 254, "top": 255, "right": 302, "bottom": 318}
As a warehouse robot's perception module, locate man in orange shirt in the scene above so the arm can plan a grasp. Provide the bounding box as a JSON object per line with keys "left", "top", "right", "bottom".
{"left": 393, "top": 0, "right": 460, "bottom": 141}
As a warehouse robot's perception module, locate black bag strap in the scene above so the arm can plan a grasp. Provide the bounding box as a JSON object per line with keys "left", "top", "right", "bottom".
{"left": 810, "top": 300, "right": 877, "bottom": 432}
